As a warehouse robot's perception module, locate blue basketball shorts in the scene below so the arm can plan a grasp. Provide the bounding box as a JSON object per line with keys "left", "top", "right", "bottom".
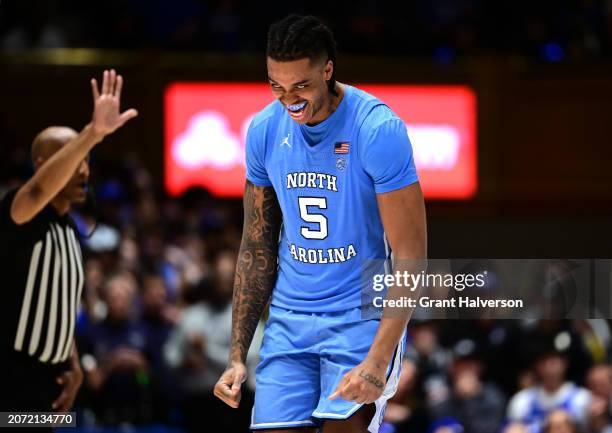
{"left": 250, "top": 305, "right": 406, "bottom": 432}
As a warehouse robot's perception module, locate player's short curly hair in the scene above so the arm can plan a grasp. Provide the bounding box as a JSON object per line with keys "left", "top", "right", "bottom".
{"left": 267, "top": 14, "right": 338, "bottom": 96}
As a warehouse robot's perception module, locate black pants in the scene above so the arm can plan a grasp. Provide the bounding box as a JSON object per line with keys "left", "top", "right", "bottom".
{"left": 1, "top": 352, "right": 68, "bottom": 432}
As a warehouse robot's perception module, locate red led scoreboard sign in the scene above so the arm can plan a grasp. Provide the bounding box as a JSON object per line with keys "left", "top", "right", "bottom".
{"left": 164, "top": 83, "right": 477, "bottom": 199}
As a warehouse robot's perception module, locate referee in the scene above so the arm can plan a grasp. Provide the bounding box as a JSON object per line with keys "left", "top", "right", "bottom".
{"left": 0, "top": 70, "right": 137, "bottom": 420}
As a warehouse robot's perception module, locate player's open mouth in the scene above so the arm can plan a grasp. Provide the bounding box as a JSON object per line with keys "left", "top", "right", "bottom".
{"left": 287, "top": 101, "right": 308, "bottom": 120}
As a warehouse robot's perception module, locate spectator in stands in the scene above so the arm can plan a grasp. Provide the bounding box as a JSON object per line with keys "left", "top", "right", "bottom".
{"left": 507, "top": 338, "right": 591, "bottom": 432}
{"left": 429, "top": 417, "right": 465, "bottom": 433}
{"left": 586, "top": 365, "right": 611, "bottom": 400}
{"left": 502, "top": 422, "right": 529, "bottom": 433}
{"left": 164, "top": 250, "right": 262, "bottom": 432}
{"left": 586, "top": 364, "right": 612, "bottom": 433}
{"left": 78, "top": 272, "right": 152, "bottom": 425}
{"left": 543, "top": 409, "right": 578, "bottom": 433}
{"left": 430, "top": 339, "right": 506, "bottom": 433}
{"left": 139, "top": 273, "right": 180, "bottom": 424}
{"left": 384, "top": 358, "right": 432, "bottom": 433}
{"left": 518, "top": 319, "right": 593, "bottom": 387}
{"left": 405, "top": 320, "right": 452, "bottom": 408}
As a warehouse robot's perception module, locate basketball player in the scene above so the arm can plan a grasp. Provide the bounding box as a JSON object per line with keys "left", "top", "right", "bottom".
{"left": 214, "top": 15, "right": 426, "bottom": 433}
{"left": 0, "top": 70, "right": 138, "bottom": 418}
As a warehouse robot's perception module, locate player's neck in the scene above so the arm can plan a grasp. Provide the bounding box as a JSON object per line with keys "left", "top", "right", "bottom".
{"left": 306, "top": 82, "right": 345, "bottom": 126}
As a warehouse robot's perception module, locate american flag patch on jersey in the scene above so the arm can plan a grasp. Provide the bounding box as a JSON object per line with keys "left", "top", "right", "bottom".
{"left": 334, "top": 142, "right": 350, "bottom": 154}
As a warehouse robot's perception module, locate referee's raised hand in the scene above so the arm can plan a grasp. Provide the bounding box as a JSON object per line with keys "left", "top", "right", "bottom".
{"left": 10, "top": 68, "right": 138, "bottom": 225}
{"left": 90, "top": 69, "right": 138, "bottom": 137}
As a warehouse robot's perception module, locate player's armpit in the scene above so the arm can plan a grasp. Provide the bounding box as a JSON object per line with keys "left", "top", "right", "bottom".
{"left": 229, "top": 181, "right": 282, "bottom": 364}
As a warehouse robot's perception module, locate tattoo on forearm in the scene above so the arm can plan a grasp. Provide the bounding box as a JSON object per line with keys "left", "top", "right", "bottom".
{"left": 359, "top": 370, "right": 385, "bottom": 390}
{"left": 230, "top": 181, "right": 282, "bottom": 363}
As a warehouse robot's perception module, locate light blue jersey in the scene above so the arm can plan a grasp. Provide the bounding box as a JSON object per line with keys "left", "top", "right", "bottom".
{"left": 246, "top": 84, "right": 418, "bottom": 312}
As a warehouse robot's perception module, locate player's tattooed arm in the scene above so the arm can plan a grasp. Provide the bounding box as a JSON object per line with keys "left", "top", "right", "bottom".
{"left": 229, "top": 180, "right": 282, "bottom": 363}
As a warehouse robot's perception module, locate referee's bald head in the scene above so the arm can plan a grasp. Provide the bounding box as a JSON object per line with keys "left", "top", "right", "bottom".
{"left": 31, "top": 126, "right": 78, "bottom": 166}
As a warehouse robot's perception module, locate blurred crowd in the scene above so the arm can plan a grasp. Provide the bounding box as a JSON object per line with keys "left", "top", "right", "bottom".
{"left": 1, "top": 0, "right": 612, "bottom": 62}
{"left": 385, "top": 318, "right": 611, "bottom": 433}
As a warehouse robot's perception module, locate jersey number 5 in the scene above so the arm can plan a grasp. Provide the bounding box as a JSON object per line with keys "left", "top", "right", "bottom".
{"left": 298, "top": 197, "right": 328, "bottom": 240}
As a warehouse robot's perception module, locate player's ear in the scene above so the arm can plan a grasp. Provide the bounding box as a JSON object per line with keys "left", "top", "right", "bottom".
{"left": 323, "top": 59, "right": 333, "bottom": 81}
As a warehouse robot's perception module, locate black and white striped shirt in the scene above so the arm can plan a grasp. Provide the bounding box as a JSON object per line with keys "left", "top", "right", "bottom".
{"left": 1, "top": 189, "right": 84, "bottom": 365}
